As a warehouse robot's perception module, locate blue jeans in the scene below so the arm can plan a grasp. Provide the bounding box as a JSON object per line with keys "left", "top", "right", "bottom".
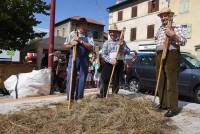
{"left": 66, "top": 56, "right": 88, "bottom": 100}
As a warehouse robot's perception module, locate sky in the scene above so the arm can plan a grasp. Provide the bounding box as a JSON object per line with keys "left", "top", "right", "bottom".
{"left": 35, "top": 0, "right": 116, "bottom": 32}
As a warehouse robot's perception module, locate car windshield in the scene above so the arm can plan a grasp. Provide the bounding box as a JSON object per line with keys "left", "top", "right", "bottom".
{"left": 183, "top": 54, "right": 200, "bottom": 68}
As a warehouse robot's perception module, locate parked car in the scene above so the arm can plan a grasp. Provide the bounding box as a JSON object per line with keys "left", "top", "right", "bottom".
{"left": 119, "top": 51, "right": 137, "bottom": 89}
{"left": 120, "top": 52, "right": 153, "bottom": 89}
{"left": 127, "top": 52, "right": 200, "bottom": 103}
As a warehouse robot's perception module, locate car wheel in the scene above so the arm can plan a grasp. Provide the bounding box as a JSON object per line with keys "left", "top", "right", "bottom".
{"left": 129, "top": 79, "right": 140, "bottom": 93}
{"left": 194, "top": 87, "right": 200, "bottom": 104}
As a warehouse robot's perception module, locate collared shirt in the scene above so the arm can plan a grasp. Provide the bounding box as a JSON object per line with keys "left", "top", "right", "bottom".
{"left": 155, "top": 24, "right": 187, "bottom": 51}
{"left": 64, "top": 31, "right": 94, "bottom": 57}
{"left": 64, "top": 31, "right": 94, "bottom": 46}
{"left": 101, "top": 39, "right": 130, "bottom": 64}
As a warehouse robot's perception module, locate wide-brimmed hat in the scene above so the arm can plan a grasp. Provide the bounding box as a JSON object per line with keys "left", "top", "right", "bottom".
{"left": 108, "top": 23, "right": 121, "bottom": 32}
{"left": 157, "top": 7, "right": 174, "bottom": 17}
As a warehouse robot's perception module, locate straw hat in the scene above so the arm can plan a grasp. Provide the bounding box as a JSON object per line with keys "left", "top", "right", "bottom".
{"left": 108, "top": 23, "right": 121, "bottom": 32}
{"left": 157, "top": 7, "right": 174, "bottom": 17}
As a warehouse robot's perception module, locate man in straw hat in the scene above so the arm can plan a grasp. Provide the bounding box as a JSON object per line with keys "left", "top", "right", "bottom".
{"left": 96, "top": 24, "right": 130, "bottom": 98}
{"left": 155, "top": 7, "right": 187, "bottom": 117}
{"left": 64, "top": 17, "right": 94, "bottom": 101}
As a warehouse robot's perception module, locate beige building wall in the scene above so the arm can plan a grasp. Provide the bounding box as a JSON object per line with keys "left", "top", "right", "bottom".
{"left": 54, "top": 22, "right": 71, "bottom": 38}
{"left": 55, "top": 21, "right": 104, "bottom": 41}
{"left": 54, "top": 20, "right": 105, "bottom": 49}
{"left": 170, "top": 0, "right": 200, "bottom": 57}
{"left": 109, "top": 0, "right": 168, "bottom": 51}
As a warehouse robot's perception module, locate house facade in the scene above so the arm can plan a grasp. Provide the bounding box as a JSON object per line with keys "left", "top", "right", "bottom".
{"left": 54, "top": 16, "right": 105, "bottom": 50}
{"left": 170, "top": 0, "right": 200, "bottom": 58}
{"left": 108, "top": 0, "right": 169, "bottom": 52}
{"left": 108, "top": 0, "right": 200, "bottom": 58}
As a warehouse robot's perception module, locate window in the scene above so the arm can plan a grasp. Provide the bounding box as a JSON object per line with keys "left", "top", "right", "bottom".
{"left": 130, "top": 28, "right": 136, "bottom": 41}
{"left": 182, "top": 53, "right": 200, "bottom": 68}
{"left": 147, "top": 25, "right": 154, "bottom": 39}
{"left": 57, "top": 30, "right": 60, "bottom": 36}
{"left": 132, "top": 6, "right": 137, "bottom": 18}
{"left": 140, "top": 56, "right": 155, "bottom": 66}
{"left": 148, "top": 0, "right": 159, "bottom": 13}
{"left": 179, "top": 0, "right": 189, "bottom": 14}
{"left": 118, "top": 11, "right": 123, "bottom": 21}
{"left": 62, "top": 28, "right": 65, "bottom": 37}
{"left": 93, "top": 31, "right": 99, "bottom": 39}
{"left": 182, "top": 24, "right": 192, "bottom": 39}
{"left": 109, "top": 14, "right": 113, "bottom": 19}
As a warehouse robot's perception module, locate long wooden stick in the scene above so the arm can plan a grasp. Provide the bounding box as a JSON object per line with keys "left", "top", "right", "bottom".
{"left": 106, "top": 27, "right": 126, "bottom": 98}
{"left": 153, "top": 17, "right": 172, "bottom": 103}
{"left": 106, "top": 45, "right": 120, "bottom": 98}
{"left": 68, "top": 45, "right": 77, "bottom": 110}
{"left": 153, "top": 38, "right": 168, "bottom": 103}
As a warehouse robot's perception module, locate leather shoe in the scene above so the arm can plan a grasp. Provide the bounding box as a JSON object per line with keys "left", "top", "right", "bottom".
{"left": 164, "top": 111, "right": 178, "bottom": 117}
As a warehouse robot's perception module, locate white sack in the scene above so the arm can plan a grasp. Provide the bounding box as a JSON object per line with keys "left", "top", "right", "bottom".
{"left": 4, "top": 69, "right": 51, "bottom": 98}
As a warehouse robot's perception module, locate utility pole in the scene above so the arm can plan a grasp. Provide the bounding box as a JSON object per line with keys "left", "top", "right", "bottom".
{"left": 48, "top": 0, "right": 56, "bottom": 68}
{"left": 48, "top": 0, "right": 56, "bottom": 94}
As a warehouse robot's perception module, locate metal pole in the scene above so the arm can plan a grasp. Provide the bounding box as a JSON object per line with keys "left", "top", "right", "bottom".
{"left": 48, "top": 0, "right": 56, "bottom": 68}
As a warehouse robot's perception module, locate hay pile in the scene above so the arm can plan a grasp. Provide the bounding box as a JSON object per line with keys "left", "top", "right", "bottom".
{"left": 0, "top": 95, "right": 175, "bottom": 134}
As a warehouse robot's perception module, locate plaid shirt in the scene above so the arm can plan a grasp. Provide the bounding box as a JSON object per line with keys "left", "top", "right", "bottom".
{"left": 155, "top": 24, "right": 187, "bottom": 51}
{"left": 101, "top": 39, "right": 130, "bottom": 64}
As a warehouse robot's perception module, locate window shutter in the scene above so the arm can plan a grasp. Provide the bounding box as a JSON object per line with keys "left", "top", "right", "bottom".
{"left": 62, "top": 28, "right": 65, "bottom": 37}
{"left": 132, "top": 6, "right": 137, "bottom": 18}
{"left": 182, "top": 24, "right": 192, "bottom": 39}
{"left": 155, "top": 0, "right": 159, "bottom": 11}
{"left": 147, "top": 25, "right": 154, "bottom": 39}
{"left": 148, "top": 0, "right": 159, "bottom": 13}
{"left": 180, "top": 0, "right": 189, "bottom": 13}
{"left": 57, "top": 30, "right": 60, "bottom": 36}
{"left": 185, "top": 0, "right": 190, "bottom": 12}
{"left": 148, "top": 1, "right": 152, "bottom": 13}
{"left": 151, "top": 0, "right": 159, "bottom": 12}
{"left": 130, "top": 28, "right": 136, "bottom": 41}
{"left": 118, "top": 11, "right": 123, "bottom": 21}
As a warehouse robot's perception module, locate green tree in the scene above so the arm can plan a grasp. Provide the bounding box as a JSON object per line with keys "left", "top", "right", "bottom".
{"left": 0, "top": 0, "right": 50, "bottom": 50}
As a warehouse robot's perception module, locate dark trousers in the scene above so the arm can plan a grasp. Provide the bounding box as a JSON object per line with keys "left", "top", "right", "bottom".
{"left": 100, "top": 60, "right": 124, "bottom": 97}
{"left": 156, "top": 49, "right": 180, "bottom": 112}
